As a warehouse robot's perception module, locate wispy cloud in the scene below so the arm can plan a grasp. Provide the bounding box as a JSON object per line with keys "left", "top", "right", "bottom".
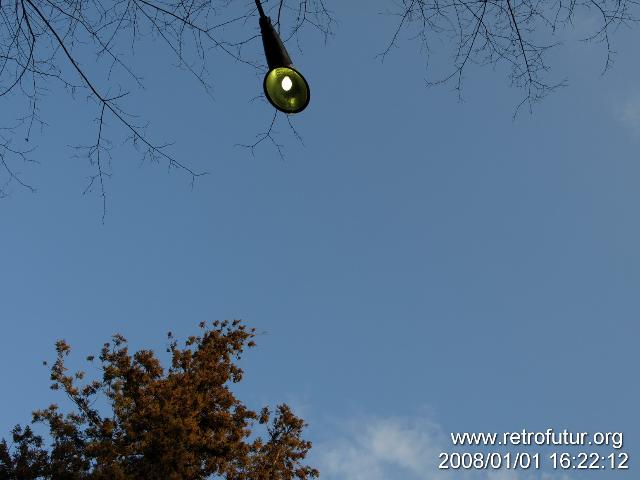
{"left": 314, "top": 414, "right": 446, "bottom": 480}
{"left": 313, "top": 414, "right": 574, "bottom": 480}
{"left": 616, "top": 92, "right": 640, "bottom": 136}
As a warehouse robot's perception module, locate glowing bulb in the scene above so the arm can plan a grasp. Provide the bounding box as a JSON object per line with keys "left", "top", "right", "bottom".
{"left": 264, "top": 67, "right": 310, "bottom": 114}
{"left": 281, "top": 76, "right": 293, "bottom": 91}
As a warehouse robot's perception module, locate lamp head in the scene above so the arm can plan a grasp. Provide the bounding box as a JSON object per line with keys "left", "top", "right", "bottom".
{"left": 259, "top": 15, "right": 310, "bottom": 114}
{"left": 263, "top": 66, "right": 310, "bottom": 114}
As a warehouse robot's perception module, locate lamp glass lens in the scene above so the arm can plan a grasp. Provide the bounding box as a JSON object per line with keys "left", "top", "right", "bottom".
{"left": 264, "top": 67, "right": 309, "bottom": 113}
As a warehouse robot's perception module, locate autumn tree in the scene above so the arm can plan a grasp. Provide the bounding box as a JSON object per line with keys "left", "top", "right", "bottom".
{"left": 0, "top": 320, "right": 318, "bottom": 480}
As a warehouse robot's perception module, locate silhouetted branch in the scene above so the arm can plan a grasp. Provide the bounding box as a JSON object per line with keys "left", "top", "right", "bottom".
{"left": 383, "top": 0, "right": 637, "bottom": 111}
{"left": 0, "top": 0, "right": 333, "bottom": 215}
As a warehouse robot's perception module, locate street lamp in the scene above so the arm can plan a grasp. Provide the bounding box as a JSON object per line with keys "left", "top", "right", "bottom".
{"left": 256, "top": 0, "right": 310, "bottom": 114}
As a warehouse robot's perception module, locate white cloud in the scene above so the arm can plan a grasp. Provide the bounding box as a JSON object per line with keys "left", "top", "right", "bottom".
{"left": 616, "top": 92, "right": 640, "bottom": 136}
{"left": 315, "top": 414, "right": 446, "bottom": 480}
{"left": 485, "top": 473, "right": 570, "bottom": 480}
{"left": 313, "top": 414, "right": 576, "bottom": 480}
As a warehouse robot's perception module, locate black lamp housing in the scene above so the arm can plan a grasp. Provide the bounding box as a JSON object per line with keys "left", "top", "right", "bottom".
{"left": 259, "top": 15, "right": 293, "bottom": 71}
{"left": 257, "top": 9, "right": 310, "bottom": 114}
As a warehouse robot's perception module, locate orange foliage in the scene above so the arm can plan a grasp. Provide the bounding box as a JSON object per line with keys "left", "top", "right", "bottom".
{"left": 0, "top": 320, "right": 318, "bottom": 479}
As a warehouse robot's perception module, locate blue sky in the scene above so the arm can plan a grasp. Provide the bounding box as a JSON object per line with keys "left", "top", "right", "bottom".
{"left": 1, "top": 1, "right": 638, "bottom": 478}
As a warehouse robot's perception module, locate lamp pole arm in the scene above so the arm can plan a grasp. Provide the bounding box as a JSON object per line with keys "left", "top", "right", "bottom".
{"left": 256, "top": 0, "right": 292, "bottom": 70}
{"left": 255, "top": 0, "right": 266, "bottom": 18}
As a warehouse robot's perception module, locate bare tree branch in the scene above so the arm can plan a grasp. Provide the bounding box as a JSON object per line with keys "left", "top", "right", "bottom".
{"left": 382, "top": 0, "right": 637, "bottom": 112}
{"left": 0, "top": 0, "right": 333, "bottom": 216}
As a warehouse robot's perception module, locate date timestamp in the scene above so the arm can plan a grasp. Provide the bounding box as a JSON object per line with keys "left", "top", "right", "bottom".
{"left": 550, "top": 452, "right": 629, "bottom": 470}
{"left": 438, "top": 452, "right": 630, "bottom": 470}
